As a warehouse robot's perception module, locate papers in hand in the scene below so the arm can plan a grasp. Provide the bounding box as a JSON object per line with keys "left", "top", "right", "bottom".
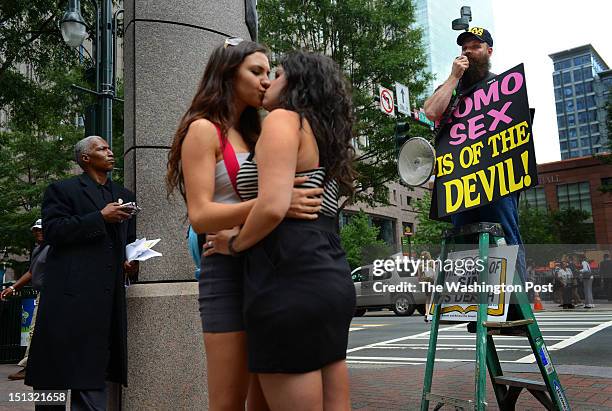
{"left": 126, "top": 238, "right": 162, "bottom": 262}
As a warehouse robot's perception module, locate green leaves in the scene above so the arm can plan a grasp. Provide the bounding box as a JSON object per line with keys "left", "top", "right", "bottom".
{"left": 0, "top": 0, "right": 95, "bottom": 272}
{"left": 259, "top": 0, "right": 432, "bottom": 208}
{"left": 410, "top": 192, "right": 451, "bottom": 245}
{"left": 340, "top": 211, "right": 390, "bottom": 269}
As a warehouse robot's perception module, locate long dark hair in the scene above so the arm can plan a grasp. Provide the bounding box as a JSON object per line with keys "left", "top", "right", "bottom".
{"left": 278, "top": 51, "right": 356, "bottom": 196}
{"left": 166, "top": 41, "right": 268, "bottom": 201}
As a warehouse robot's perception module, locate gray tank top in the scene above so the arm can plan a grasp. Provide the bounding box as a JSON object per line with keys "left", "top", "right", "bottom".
{"left": 213, "top": 152, "right": 250, "bottom": 204}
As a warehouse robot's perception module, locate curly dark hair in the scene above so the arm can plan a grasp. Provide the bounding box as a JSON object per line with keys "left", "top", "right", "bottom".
{"left": 278, "top": 51, "right": 357, "bottom": 197}
{"left": 166, "top": 41, "right": 268, "bottom": 201}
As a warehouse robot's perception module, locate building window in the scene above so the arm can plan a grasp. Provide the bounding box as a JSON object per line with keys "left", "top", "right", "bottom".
{"left": 393, "top": 189, "right": 397, "bottom": 202}
{"left": 405, "top": 196, "right": 412, "bottom": 206}
{"left": 588, "top": 110, "right": 597, "bottom": 122}
{"left": 564, "top": 86, "right": 573, "bottom": 97}
{"left": 580, "top": 137, "right": 590, "bottom": 147}
{"left": 586, "top": 95, "right": 596, "bottom": 109}
{"left": 559, "top": 129, "right": 567, "bottom": 140}
{"left": 591, "top": 124, "right": 599, "bottom": 134}
{"left": 576, "top": 97, "right": 586, "bottom": 110}
{"left": 554, "top": 88, "right": 563, "bottom": 100}
{"left": 568, "top": 128, "right": 577, "bottom": 138}
{"left": 562, "top": 71, "right": 572, "bottom": 83}
{"left": 565, "top": 100, "right": 574, "bottom": 112}
{"left": 553, "top": 74, "right": 561, "bottom": 87}
{"left": 582, "top": 66, "right": 593, "bottom": 79}
{"left": 573, "top": 55, "right": 590, "bottom": 66}
{"left": 585, "top": 81, "right": 593, "bottom": 93}
{"left": 573, "top": 68, "right": 583, "bottom": 82}
{"left": 592, "top": 135, "right": 601, "bottom": 146}
{"left": 578, "top": 111, "right": 588, "bottom": 124}
{"left": 579, "top": 125, "right": 589, "bottom": 136}
{"left": 557, "top": 182, "right": 592, "bottom": 218}
{"left": 561, "top": 152, "right": 569, "bottom": 160}
{"left": 569, "top": 139, "right": 579, "bottom": 149}
{"left": 520, "top": 187, "right": 547, "bottom": 210}
{"left": 555, "top": 102, "right": 563, "bottom": 113}
{"left": 557, "top": 116, "right": 565, "bottom": 129}
{"left": 567, "top": 114, "right": 576, "bottom": 126}
{"left": 560, "top": 141, "right": 568, "bottom": 150}
{"left": 554, "top": 59, "right": 572, "bottom": 70}
{"left": 370, "top": 216, "right": 397, "bottom": 249}
{"left": 574, "top": 83, "right": 584, "bottom": 95}
{"left": 581, "top": 149, "right": 591, "bottom": 156}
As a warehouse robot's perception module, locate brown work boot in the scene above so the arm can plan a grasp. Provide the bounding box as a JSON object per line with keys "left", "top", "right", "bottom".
{"left": 8, "top": 368, "right": 25, "bottom": 380}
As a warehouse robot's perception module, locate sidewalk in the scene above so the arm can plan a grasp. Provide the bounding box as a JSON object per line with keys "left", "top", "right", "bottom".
{"left": 349, "top": 362, "right": 612, "bottom": 410}
{"left": 2, "top": 363, "right": 612, "bottom": 410}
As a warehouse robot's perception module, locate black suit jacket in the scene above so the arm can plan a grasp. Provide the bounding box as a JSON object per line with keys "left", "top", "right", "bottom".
{"left": 25, "top": 173, "right": 136, "bottom": 389}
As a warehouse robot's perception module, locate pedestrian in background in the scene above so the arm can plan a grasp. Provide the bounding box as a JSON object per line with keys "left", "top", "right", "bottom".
{"left": 0, "top": 219, "right": 45, "bottom": 381}
{"left": 600, "top": 253, "right": 612, "bottom": 301}
{"left": 558, "top": 261, "right": 574, "bottom": 309}
{"left": 580, "top": 254, "right": 594, "bottom": 309}
{"left": 25, "top": 136, "right": 138, "bottom": 411}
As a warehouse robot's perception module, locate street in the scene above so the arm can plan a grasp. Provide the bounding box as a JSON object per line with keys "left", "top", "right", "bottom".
{"left": 347, "top": 305, "right": 612, "bottom": 410}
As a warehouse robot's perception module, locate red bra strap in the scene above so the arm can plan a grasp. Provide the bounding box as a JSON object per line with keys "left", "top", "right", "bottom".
{"left": 214, "top": 124, "right": 239, "bottom": 194}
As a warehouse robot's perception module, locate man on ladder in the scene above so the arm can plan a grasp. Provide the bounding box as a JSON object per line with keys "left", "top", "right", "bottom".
{"left": 421, "top": 27, "right": 571, "bottom": 410}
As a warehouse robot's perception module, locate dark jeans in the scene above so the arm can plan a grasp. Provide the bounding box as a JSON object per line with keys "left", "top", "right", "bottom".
{"left": 451, "top": 194, "right": 526, "bottom": 282}
{"left": 34, "top": 387, "right": 107, "bottom": 411}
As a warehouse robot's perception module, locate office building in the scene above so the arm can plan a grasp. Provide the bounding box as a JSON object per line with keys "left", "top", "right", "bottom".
{"left": 550, "top": 44, "right": 610, "bottom": 159}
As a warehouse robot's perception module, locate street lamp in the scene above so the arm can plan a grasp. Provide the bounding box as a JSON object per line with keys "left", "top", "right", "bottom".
{"left": 60, "top": 0, "right": 88, "bottom": 47}
{"left": 60, "top": 0, "right": 118, "bottom": 158}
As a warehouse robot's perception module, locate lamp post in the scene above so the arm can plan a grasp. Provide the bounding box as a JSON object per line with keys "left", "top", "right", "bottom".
{"left": 60, "top": 0, "right": 117, "bottom": 153}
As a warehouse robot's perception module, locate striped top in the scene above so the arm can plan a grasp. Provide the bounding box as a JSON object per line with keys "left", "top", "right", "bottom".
{"left": 236, "top": 158, "right": 339, "bottom": 218}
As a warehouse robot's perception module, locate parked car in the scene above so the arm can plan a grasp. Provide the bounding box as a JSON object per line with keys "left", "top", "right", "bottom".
{"left": 351, "top": 262, "right": 427, "bottom": 317}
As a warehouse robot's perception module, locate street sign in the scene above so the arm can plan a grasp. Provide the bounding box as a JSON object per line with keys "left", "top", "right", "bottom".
{"left": 414, "top": 108, "right": 435, "bottom": 129}
{"left": 379, "top": 86, "right": 395, "bottom": 117}
{"left": 395, "top": 82, "right": 410, "bottom": 115}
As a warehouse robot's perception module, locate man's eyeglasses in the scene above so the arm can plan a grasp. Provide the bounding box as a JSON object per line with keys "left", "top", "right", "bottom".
{"left": 224, "top": 37, "right": 244, "bottom": 48}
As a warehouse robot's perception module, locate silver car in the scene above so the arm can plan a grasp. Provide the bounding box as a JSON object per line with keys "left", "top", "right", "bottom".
{"left": 352, "top": 263, "right": 427, "bottom": 316}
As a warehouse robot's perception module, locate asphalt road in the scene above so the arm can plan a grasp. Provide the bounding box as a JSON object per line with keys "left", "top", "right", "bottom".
{"left": 347, "top": 308, "right": 612, "bottom": 368}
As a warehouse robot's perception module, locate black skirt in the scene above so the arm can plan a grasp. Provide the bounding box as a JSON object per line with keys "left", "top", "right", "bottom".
{"left": 243, "top": 215, "right": 356, "bottom": 373}
{"left": 198, "top": 253, "right": 245, "bottom": 333}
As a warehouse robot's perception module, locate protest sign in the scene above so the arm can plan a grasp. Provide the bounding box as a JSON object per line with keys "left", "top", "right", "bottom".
{"left": 427, "top": 245, "right": 518, "bottom": 322}
{"left": 433, "top": 64, "right": 537, "bottom": 219}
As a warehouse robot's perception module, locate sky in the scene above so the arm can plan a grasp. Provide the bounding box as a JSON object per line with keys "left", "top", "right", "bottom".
{"left": 490, "top": 0, "right": 612, "bottom": 164}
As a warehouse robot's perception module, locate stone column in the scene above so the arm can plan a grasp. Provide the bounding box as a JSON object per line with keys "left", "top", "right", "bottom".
{"left": 122, "top": 1, "right": 253, "bottom": 408}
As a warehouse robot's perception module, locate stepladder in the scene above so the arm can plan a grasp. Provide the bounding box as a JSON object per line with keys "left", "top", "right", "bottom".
{"left": 420, "top": 222, "right": 571, "bottom": 411}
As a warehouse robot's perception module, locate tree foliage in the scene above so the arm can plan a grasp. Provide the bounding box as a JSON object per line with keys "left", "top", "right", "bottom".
{"left": 0, "top": 1, "right": 98, "bottom": 271}
{"left": 258, "top": 0, "right": 432, "bottom": 209}
{"left": 340, "top": 211, "right": 390, "bottom": 269}
{"left": 518, "top": 205, "right": 595, "bottom": 245}
{"left": 410, "top": 191, "right": 451, "bottom": 245}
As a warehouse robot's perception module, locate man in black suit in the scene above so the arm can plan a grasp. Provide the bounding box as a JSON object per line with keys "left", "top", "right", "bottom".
{"left": 25, "top": 136, "right": 139, "bottom": 410}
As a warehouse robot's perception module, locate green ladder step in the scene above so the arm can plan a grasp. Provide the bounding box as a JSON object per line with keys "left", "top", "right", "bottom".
{"left": 420, "top": 222, "right": 571, "bottom": 411}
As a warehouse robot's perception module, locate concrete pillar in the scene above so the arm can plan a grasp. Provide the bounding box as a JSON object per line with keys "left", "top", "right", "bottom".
{"left": 122, "top": 1, "right": 254, "bottom": 408}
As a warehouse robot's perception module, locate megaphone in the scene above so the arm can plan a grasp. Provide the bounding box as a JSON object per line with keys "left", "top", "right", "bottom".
{"left": 397, "top": 137, "right": 436, "bottom": 187}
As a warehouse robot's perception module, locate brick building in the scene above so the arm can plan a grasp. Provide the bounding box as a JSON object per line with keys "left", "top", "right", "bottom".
{"left": 521, "top": 155, "right": 612, "bottom": 244}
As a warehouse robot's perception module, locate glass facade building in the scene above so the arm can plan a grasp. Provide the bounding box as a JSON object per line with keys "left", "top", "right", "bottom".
{"left": 549, "top": 45, "right": 610, "bottom": 159}
{"left": 415, "top": 0, "right": 495, "bottom": 94}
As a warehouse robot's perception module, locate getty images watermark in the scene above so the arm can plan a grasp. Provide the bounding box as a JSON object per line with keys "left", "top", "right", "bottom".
{"left": 371, "top": 255, "right": 553, "bottom": 294}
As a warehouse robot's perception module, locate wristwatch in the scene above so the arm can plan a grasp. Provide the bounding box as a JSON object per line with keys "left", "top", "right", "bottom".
{"left": 8, "top": 285, "right": 16, "bottom": 293}
{"left": 228, "top": 235, "right": 242, "bottom": 257}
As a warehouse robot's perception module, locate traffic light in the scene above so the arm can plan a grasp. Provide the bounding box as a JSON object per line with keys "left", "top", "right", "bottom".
{"left": 84, "top": 104, "right": 100, "bottom": 137}
{"left": 395, "top": 121, "right": 410, "bottom": 152}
